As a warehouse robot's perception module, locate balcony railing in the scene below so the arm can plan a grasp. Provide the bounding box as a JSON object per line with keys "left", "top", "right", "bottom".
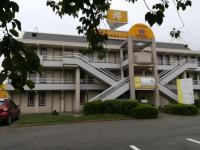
{"left": 40, "top": 54, "right": 120, "bottom": 64}
{"left": 8, "top": 78, "right": 104, "bottom": 85}
{"left": 158, "top": 59, "right": 198, "bottom": 66}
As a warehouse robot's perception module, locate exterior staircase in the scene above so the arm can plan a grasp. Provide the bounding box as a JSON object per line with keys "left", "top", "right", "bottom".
{"left": 158, "top": 58, "right": 198, "bottom": 101}
{"left": 63, "top": 53, "right": 198, "bottom": 102}
{"left": 89, "top": 77, "right": 130, "bottom": 101}
{"left": 63, "top": 52, "right": 120, "bottom": 85}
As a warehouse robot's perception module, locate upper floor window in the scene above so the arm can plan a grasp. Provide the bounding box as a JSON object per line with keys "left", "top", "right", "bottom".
{"left": 29, "top": 73, "right": 36, "bottom": 83}
{"left": 53, "top": 49, "right": 62, "bottom": 55}
{"left": 40, "top": 48, "right": 47, "bottom": 55}
{"left": 165, "top": 55, "right": 170, "bottom": 65}
{"left": 40, "top": 71, "right": 47, "bottom": 83}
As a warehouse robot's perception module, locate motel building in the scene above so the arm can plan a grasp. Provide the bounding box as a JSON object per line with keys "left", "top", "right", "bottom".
{"left": 4, "top": 22, "right": 200, "bottom": 114}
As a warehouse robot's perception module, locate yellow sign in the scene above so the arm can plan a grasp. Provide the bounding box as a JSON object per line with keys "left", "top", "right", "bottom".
{"left": 106, "top": 9, "right": 128, "bottom": 30}
{"left": 177, "top": 79, "right": 194, "bottom": 104}
{"left": 0, "top": 92, "right": 7, "bottom": 98}
{"left": 99, "top": 29, "right": 128, "bottom": 39}
{"left": 107, "top": 9, "right": 128, "bottom": 23}
{"left": 134, "top": 76, "right": 155, "bottom": 90}
{"left": 128, "top": 23, "right": 154, "bottom": 39}
{"left": 177, "top": 79, "right": 183, "bottom": 103}
{"left": 99, "top": 23, "right": 154, "bottom": 39}
{"left": 0, "top": 84, "right": 6, "bottom": 91}
{"left": 0, "top": 84, "right": 8, "bottom": 98}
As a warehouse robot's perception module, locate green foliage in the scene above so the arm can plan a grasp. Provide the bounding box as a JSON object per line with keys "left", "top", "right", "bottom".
{"left": 17, "top": 114, "right": 130, "bottom": 126}
{"left": 129, "top": 104, "right": 159, "bottom": 119}
{"left": 52, "top": 110, "right": 59, "bottom": 115}
{"left": 170, "top": 28, "right": 181, "bottom": 38}
{"left": 165, "top": 104, "right": 198, "bottom": 116}
{"left": 83, "top": 100, "right": 104, "bottom": 114}
{"left": 194, "top": 99, "right": 200, "bottom": 108}
{"left": 47, "top": 0, "right": 192, "bottom": 53}
{"left": 118, "top": 99, "right": 138, "bottom": 115}
{"left": 0, "top": 0, "right": 193, "bottom": 89}
{"left": 83, "top": 99, "right": 138, "bottom": 115}
{"left": 0, "top": 0, "right": 41, "bottom": 91}
{"left": 102, "top": 99, "right": 138, "bottom": 115}
{"left": 47, "top": 0, "right": 110, "bottom": 59}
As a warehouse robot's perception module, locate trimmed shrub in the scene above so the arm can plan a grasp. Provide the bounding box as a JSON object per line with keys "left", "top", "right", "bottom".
{"left": 165, "top": 104, "right": 198, "bottom": 116}
{"left": 119, "top": 100, "right": 138, "bottom": 115}
{"left": 129, "top": 104, "right": 159, "bottom": 119}
{"left": 83, "top": 100, "right": 104, "bottom": 114}
{"left": 102, "top": 100, "right": 122, "bottom": 114}
{"left": 102, "top": 99, "right": 138, "bottom": 114}
{"left": 194, "top": 99, "right": 200, "bottom": 108}
{"left": 52, "top": 110, "right": 59, "bottom": 115}
{"left": 83, "top": 99, "right": 138, "bottom": 115}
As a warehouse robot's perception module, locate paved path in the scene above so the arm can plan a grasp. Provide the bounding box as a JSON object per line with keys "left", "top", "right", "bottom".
{"left": 0, "top": 113, "right": 200, "bottom": 150}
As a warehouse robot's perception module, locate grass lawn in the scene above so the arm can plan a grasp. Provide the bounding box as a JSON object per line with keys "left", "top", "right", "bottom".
{"left": 16, "top": 114, "right": 131, "bottom": 126}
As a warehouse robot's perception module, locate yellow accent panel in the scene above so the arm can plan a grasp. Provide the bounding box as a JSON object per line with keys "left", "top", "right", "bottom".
{"left": 99, "top": 24, "right": 154, "bottom": 39}
{"left": 0, "top": 84, "right": 9, "bottom": 98}
{"left": 134, "top": 76, "right": 155, "bottom": 89}
{"left": 134, "top": 77, "right": 142, "bottom": 88}
{"left": 177, "top": 79, "right": 183, "bottom": 103}
{"left": 128, "top": 23, "right": 154, "bottom": 39}
{"left": 0, "top": 84, "right": 6, "bottom": 91}
{"left": 99, "top": 29, "right": 128, "bottom": 39}
{"left": 107, "top": 9, "right": 128, "bottom": 23}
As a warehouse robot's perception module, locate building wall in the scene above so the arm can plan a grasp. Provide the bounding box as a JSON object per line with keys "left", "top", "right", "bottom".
{"left": 64, "top": 91, "right": 74, "bottom": 112}
{"left": 52, "top": 91, "right": 61, "bottom": 112}
{"left": 9, "top": 43, "right": 200, "bottom": 114}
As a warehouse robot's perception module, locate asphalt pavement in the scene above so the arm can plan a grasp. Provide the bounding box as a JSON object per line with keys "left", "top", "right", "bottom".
{"left": 0, "top": 113, "right": 200, "bottom": 150}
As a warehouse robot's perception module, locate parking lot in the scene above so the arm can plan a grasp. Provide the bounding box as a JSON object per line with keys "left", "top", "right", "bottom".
{"left": 0, "top": 113, "right": 200, "bottom": 150}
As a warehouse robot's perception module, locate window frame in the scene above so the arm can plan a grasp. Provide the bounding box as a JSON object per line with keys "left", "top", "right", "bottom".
{"left": 39, "top": 92, "right": 46, "bottom": 106}
{"left": 28, "top": 92, "right": 35, "bottom": 106}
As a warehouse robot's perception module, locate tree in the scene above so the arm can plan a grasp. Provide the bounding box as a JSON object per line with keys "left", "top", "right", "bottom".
{"left": 0, "top": 0, "right": 192, "bottom": 90}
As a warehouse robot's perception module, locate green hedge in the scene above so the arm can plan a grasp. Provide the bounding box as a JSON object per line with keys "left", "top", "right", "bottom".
{"left": 83, "top": 100, "right": 104, "bottom": 114}
{"left": 194, "top": 99, "right": 200, "bottom": 108}
{"left": 129, "top": 104, "right": 159, "bottom": 119}
{"left": 103, "top": 99, "right": 138, "bottom": 115}
{"left": 164, "top": 104, "right": 198, "bottom": 116}
{"left": 83, "top": 99, "right": 137, "bottom": 115}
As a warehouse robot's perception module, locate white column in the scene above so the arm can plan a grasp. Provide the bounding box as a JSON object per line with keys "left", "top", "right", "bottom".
{"left": 163, "top": 55, "right": 166, "bottom": 65}
{"left": 120, "top": 48, "right": 124, "bottom": 79}
{"left": 151, "top": 39, "right": 160, "bottom": 108}
{"left": 128, "top": 37, "right": 135, "bottom": 99}
{"left": 35, "top": 91, "right": 39, "bottom": 113}
{"left": 75, "top": 67, "right": 80, "bottom": 113}
{"left": 36, "top": 73, "right": 40, "bottom": 84}
{"left": 183, "top": 72, "right": 187, "bottom": 79}
{"left": 60, "top": 91, "right": 65, "bottom": 112}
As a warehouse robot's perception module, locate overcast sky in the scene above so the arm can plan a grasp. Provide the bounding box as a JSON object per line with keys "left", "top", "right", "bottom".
{"left": 14, "top": 0, "right": 200, "bottom": 50}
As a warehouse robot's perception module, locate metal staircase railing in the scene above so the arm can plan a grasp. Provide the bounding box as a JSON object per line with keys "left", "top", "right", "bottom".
{"left": 160, "top": 80, "right": 177, "bottom": 93}
{"left": 63, "top": 52, "right": 120, "bottom": 81}
{"left": 159, "top": 58, "right": 198, "bottom": 81}
{"left": 89, "top": 77, "right": 129, "bottom": 101}
{"left": 159, "top": 59, "right": 186, "bottom": 81}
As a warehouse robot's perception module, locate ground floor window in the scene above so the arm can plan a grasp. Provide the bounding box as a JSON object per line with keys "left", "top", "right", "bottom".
{"left": 80, "top": 91, "right": 86, "bottom": 105}
{"left": 28, "top": 92, "right": 35, "bottom": 106}
{"left": 39, "top": 92, "right": 46, "bottom": 106}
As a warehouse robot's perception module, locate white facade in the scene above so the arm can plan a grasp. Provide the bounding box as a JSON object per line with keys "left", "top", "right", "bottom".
{"left": 6, "top": 32, "right": 200, "bottom": 113}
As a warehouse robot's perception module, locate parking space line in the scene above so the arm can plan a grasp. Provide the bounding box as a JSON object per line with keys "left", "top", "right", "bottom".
{"left": 129, "top": 145, "right": 141, "bottom": 150}
{"left": 187, "top": 138, "right": 200, "bottom": 144}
